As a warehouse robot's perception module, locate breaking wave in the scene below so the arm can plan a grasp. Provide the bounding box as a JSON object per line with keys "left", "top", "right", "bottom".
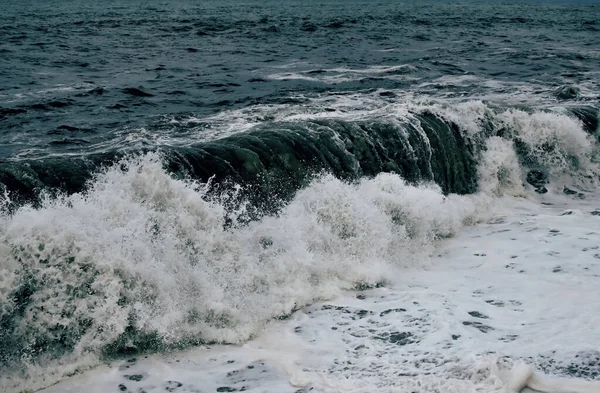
{"left": 0, "top": 99, "right": 598, "bottom": 392}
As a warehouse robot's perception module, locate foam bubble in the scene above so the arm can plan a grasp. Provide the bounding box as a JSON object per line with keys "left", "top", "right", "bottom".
{"left": 497, "top": 109, "right": 595, "bottom": 175}
{"left": 0, "top": 153, "right": 494, "bottom": 391}
{"left": 478, "top": 137, "right": 525, "bottom": 197}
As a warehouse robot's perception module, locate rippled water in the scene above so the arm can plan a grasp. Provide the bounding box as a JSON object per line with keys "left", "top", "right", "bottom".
{"left": 1, "top": 0, "right": 599, "bottom": 159}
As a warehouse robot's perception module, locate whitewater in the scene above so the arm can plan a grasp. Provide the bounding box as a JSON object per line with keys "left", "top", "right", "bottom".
{"left": 1, "top": 98, "right": 599, "bottom": 392}
{"left": 35, "top": 194, "right": 600, "bottom": 393}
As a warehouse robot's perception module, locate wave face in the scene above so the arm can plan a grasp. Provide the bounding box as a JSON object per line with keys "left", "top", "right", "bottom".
{"left": 1, "top": 98, "right": 599, "bottom": 391}
{"left": 2, "top": 102, "right": 598, "bottom": 212}
{"left": 0, "top": 109, "right": 481, "bottom": 216}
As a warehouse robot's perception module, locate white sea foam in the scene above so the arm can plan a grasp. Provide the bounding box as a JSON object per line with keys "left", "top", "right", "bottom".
{"left": 266, "top": 64, "right": 419, "bottom": 85}
{"left": 0, "top": 153, "right": 496, "bottom": 392}
{"left": 33, "top": 194, "right": 600, "bottom": 393}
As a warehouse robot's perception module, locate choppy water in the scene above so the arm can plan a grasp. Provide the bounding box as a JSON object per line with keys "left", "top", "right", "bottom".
{"left": 1, "top": 0, "right": 598, "bottom": 160}
{"left": 1, "top": 1, "right": 600, "bottom": 392}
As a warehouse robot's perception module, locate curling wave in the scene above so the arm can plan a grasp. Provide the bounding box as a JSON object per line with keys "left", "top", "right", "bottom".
{"left": 0, "top": 100, "right": 598, "bottom": 392}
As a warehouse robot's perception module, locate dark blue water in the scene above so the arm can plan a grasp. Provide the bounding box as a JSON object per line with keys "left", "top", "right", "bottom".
{"left": 1, "top": 0, "right": 598, "bottom": 206}
{"left": 1, "top": 0, "right": 598, "bottom": 159}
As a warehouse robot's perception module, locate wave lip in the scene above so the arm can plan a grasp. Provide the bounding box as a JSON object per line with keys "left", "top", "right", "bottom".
{"left": 0, "top": 108, "right": 483, "bottom": 210}
{"left": 2, "top": 100, "right": 598, "bottom": 211}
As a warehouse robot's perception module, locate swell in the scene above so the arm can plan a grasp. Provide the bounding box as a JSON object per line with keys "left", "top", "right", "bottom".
{"left": 0, "top": 110, "right": 481, "bottom": 213}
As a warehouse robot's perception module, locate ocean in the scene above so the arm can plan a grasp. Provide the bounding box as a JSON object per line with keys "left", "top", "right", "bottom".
{"left": 1, "top": 0, "right": 600, "bottom": 392}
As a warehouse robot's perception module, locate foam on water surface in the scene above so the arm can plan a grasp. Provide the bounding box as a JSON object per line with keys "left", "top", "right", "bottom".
{"left": 0, "top": 151, "right": 497, "bottom": 392}
{"left": 2, "top": 1, "right": 600, "bottom": 391}
{"left": 1, "top": 91, "right": 598, "bottom": 391}
{"left": 35, "top": 194, "right": 600, "bottom": 393}
{"left": 162, "top": 93, "right": 596, "bottom": 152}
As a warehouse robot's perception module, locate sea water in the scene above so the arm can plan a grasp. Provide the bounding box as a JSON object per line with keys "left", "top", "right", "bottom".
{"left": 1, "top": 1, "right": 600, "bottom": 392}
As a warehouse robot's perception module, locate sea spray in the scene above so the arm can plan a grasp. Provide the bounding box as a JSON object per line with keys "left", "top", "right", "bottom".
{"left": 0, "top": 153, "right": 496, "bottom": 390}
{"left": 0, "top": 101, "right": 598, "bottom": 391}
